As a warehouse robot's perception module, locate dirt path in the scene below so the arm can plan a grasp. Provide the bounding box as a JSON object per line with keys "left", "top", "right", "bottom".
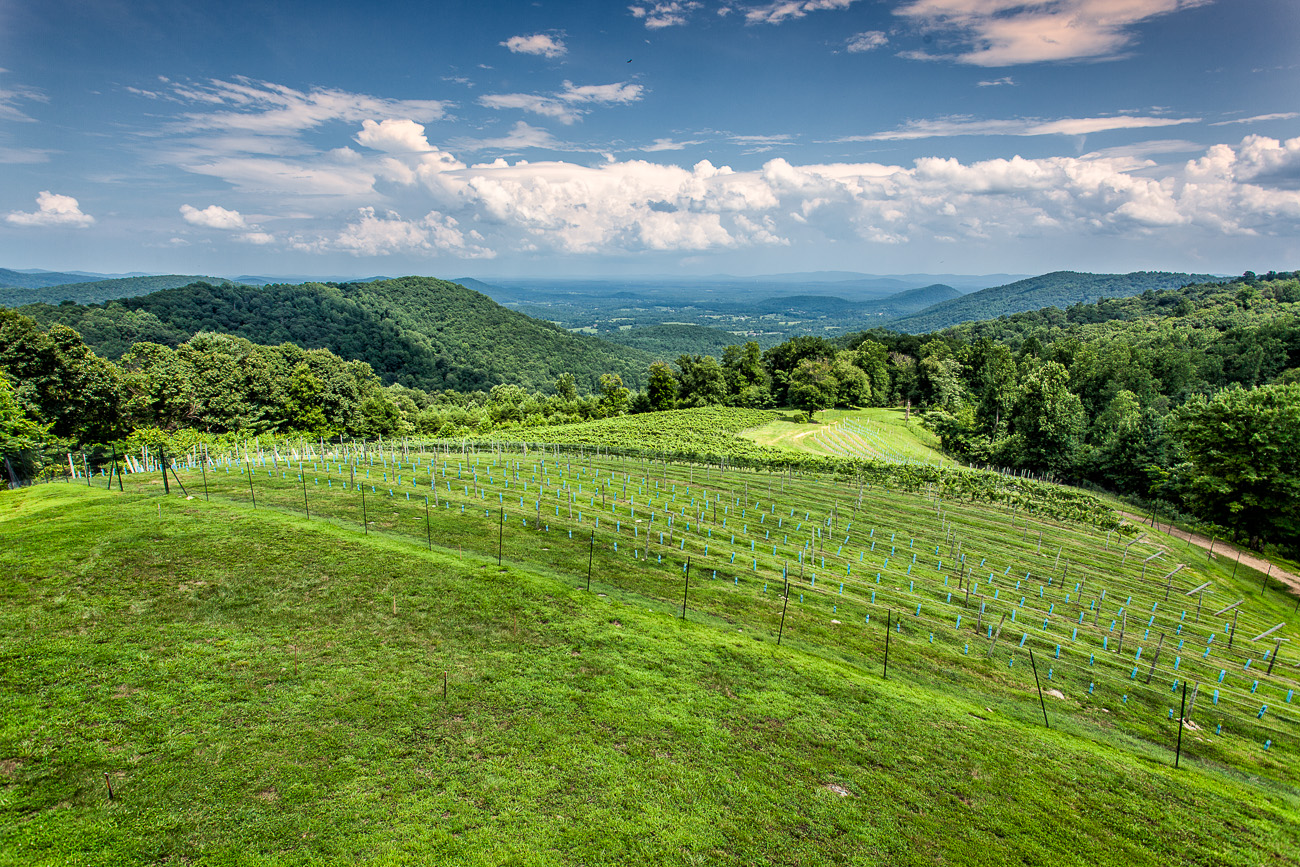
{"left": 1119, "top": 511, "right": 1300, "bottom": 597}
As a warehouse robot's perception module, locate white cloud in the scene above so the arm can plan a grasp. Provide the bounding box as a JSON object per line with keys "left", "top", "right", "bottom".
{"left": 180, "top": 203, "right": 247, "bottom": 229}
{"left": 746, "top": 0, "right": 860, "bottom": 25}
{"left": 642, "top": 137, "right": 705, "bottom": 151}
{"left": 500, "top": 34, "right": 568, "bottom": 58}
{"left": 169, "top": 77, "right": 449, "bottom": 136}
{"left": 894, "top": 0, "right": 1212, "bottom": 66}
{"left": 1212, "top": 112, "right": 1300, "bottom": 126}
{"left": 857, "top": 113, "right": 1200, "bottom": 140}
{"left": 977, "top": 76, "right": 1015, "bottom": 86}
{"left": 134, "top": 78, "right": 1300, "bottom": 262}
{"left": 0, "top": 74, "right": 47, "bottom": 123}
{"left": 629, "top": 2, "right": 703, "bottom": 29}
{"left": 559, "top": 82, "right": 644, "bottom": 104}
{"left": 404, "top": 135, "right": 1300, "bottom": 255}
{"left": 6, "top": 191, "right": 95, "bottom": 227}
{"left": 0, "top": 146, "right": 53, "bottom": 163}
{"left": 355, "top": 118, "right": 435, "bottom": 153}
{"left": 846, "top": 31, "right": 888, "bottom": 52}
{"left": 480, "top": 81, "right": 644, "bottom": 124}
{"left": 457, "top": 121, "right": 564, "bottom": 151}
{"left": 300, "top": 207, "right": 494, "bottom": 258}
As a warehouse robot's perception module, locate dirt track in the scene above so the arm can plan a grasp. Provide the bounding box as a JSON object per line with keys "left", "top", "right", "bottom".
{"left": 1119, "top": 511, "right": 1300, "bottom": 597}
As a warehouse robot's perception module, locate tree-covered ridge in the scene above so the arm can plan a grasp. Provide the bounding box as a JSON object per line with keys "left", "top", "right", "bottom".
{"left": 18, "top": 277, "right": 655, "bottom": 394}
{"left": 598, "top": 324, "right": 743, "bottom": 359}
{"left": 0, "top": 268, "right": 103, "bottom": 290}
{"left": 887, "top": 270, "right": 1220, "bottom": 333}
{"left": 0, "top": 274, "right": 215, "bottom": 308}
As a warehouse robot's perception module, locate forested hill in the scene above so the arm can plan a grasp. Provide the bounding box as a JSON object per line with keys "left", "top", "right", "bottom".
{"left": 0, "top": 268, "right": 101, "bottom": 290}
{"left": 599, "top": 324, "right": 743, "bottom": 357}
{"left": 19, "top": 277, "right": 654, "bottom": 393}
{"left": 0, "top": 274, "right": 216, "bottom": 308}
{"left": 886, "top": 271, "right": 1219, "bottom": 333}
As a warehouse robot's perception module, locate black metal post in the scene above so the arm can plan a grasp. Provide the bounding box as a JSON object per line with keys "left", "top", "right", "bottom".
{"left": 301, "top": 469, "right": 309, "bottom": 518}
{"left": 425, "top": 500, "right": 432, "bottom": 550}
{"left": 200, "top": 453, "right": 209, "bottom": 501}
{"left": 498, "top": 507, "right": 504, "bottom": 566}
{"left": 884, "top": 610, "right": 891, "bottom": 679}
{"left": 777, "top": 577, "right": 790, "bottom": 645}
{"left": 1029, "top": 649, "right": 1049, "bottom": 728}
{"left": 681, "top": 557, "right": 691, "bottom": 619}
{"left": 160, "top": 445, "right": 169, "bottom": 494}
{"left": 247, "top": 461, "right": 256, "bottom": 507}
{"left": 587, "top": 531, "right": 594, "bottom": 591}
{"left": 1175, "top": 680, "right": 1187, "bottom": 768}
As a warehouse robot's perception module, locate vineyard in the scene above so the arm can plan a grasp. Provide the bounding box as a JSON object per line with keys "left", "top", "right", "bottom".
{"left": 71, "top": 430, "right": 1300, "bottom": 782}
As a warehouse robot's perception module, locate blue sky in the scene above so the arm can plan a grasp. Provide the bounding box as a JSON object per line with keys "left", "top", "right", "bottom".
{"left": 1, "top": 0, "right": 1297, "bottom": 278}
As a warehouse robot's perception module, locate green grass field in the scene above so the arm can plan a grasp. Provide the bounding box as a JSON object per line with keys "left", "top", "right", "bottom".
{"left": 740, "top": 408, "right": 951, "bottom": 465}
{"left": 4, "top": 439, "right": 1299, "bottom": 864}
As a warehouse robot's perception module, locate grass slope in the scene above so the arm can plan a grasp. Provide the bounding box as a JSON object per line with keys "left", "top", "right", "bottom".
{"left": 741, "top": 408, "right": 949, "bottom": 465}
{"left": 888, "top": 271, "right": 1220, "bottom": 334}
{"left": 477, "top": 406, "right": 783, "bottom": 457}
{"left": 3, "top": 483, "right": 1298, "bottom": 865}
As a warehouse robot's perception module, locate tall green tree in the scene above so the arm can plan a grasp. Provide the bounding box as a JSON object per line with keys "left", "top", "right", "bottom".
{"left": 788, "top": 357, "right": 838, "bottom": 415}
{"left": 1171, "top": 382, "right": 1300, "bottom": 551}
{"left": 646, "top": 361, "right": 678, "bottom": 411}
{"left": 1000, "top": 361, "right": 1086, "bottom": 476}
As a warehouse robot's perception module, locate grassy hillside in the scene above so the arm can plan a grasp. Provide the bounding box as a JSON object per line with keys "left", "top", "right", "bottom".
{"left": 3, "top": 452, "right": 1297, "bottom": 864}
{"left": 742, "top": 407, "right": 950, "bottom": 465}
{"left": 0, "top": 274, "right": 215, "bottom": 308}
{"left": 888, "top": 271, "right": 1219, "bottom": 333}
{"left": 19, "top": 277, "right": 655, "bottom": 393}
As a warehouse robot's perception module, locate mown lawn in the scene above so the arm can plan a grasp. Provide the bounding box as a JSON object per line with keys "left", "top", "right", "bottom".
{"left": 2, "top": 484, "right": 1297, "bottom": 865}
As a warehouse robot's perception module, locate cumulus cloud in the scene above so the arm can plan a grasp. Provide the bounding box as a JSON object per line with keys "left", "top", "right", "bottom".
{"left": 629, "top": 2, "right": 703, "bottom": 29}
{"left": 500, "top": 34, "right": 568, "bottom": 58}
{"left": 355, "top": 118, "right": 436, "bottom": 153}
{"left": 480, "top": 81, "right": 644, "bottom": 124}
{"left": 396, "top": 135, "right": 1300, "bottom": 256}
{"left": 977, "top": 76, "right": 1015, "bottom": 86}
{"left": 857, "top": 113, "right": 1199, "bottom": 140}
{"left": 746, "top": 0, "right": 860, "bottom": 25}
{"left": 139, "top": 79, "right": 1300, "bottom": 261}
{"left": 894, "top": 0, "right": 1212, "bottom": 66}
{"left": 299, "top": 207, "right": 494, "bottom": 258}
{"left": 6, "top": 191, "right": 95, "bottom": 227}
{"left": 180, "top": 203, "right": 248, "bottom": 229}
{"left": 846, "top": 31, "right": 888, "bottom": 52}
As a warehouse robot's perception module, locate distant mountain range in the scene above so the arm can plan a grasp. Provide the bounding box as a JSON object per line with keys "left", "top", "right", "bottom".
{"left": 4, "top": 268, "right": 1235, "bottom": 392}
{"left": 886, "top": 271, "right": 1223, "bottom": 333}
